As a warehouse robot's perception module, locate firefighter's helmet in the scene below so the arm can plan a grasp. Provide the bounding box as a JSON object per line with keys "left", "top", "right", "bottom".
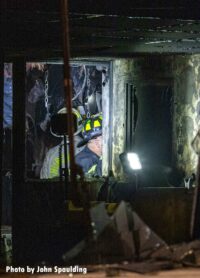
{"left": 77, "top": 114, "right": 102, "bottom": 147}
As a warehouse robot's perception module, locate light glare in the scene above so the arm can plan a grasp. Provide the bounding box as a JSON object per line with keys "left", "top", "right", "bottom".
{"left": 127, "top": 152, "right": 142, "bottom": 170}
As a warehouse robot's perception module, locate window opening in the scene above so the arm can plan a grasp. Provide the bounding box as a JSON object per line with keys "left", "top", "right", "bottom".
{"left": 24, "top": 62, "right": 109, "bottom": 180}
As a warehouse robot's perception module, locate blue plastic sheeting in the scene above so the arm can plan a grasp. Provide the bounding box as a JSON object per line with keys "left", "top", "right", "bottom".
{"left": 3, "top": 77, "right": 13, "bottom": 128}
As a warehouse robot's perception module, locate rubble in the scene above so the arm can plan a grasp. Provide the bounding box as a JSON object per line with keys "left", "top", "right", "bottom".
{"left": 62, "top": 201, "right": 200, "bottom": 273}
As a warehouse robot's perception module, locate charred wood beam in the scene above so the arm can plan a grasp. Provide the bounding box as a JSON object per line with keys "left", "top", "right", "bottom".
{"left": 3, "top": 41, "right": 200, "bottom": 61}
{"left": 4, "top": 16, "right": 200, "bottom": 36}
{"left": 3, "top": 34, "right": 200, "bottom": 56}
{"left": 3, "top": 25, "right": 200, "bottom": 49}
{"left": 70, "top": 28, "right": 200, "bottom": 40}
{"left": 69, "top": 17, "right": 200, "bottom": 33}
{"left": 3, "top": 20, "right": 200, "bottom": 56}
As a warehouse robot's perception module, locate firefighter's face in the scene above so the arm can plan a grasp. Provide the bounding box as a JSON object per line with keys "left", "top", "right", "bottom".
{"left": 88, "top": 135, "right": 102, "bottom": 156}
{"left": 94, "top": 135, "right": 102, "bottom": 152}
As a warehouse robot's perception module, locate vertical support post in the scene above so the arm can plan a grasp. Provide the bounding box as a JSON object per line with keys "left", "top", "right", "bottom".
{"left": 0, "top": 56, "right": 4, "bottom": 256}
{"left": 12, "top": 58, "right": 26, "bottom": 264}
{"left": 60, "top": 0, "right": 77, "bottom": 199}
{"left": 102, "top": 64, "right": 111, "bottom": 176}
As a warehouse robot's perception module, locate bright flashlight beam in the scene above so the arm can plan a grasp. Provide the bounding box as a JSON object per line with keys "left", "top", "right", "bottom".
{"left": 127, "top": 152, "right": 142, "bottom": 170}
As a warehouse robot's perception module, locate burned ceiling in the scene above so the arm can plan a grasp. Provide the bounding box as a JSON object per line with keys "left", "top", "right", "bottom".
{"left": 1, "top": 0, "right": 200, "bottom": 59}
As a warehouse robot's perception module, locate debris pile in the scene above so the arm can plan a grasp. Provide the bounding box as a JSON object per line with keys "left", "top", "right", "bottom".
{"left": 63, "top": 201, "right": 200, "bottom": 274}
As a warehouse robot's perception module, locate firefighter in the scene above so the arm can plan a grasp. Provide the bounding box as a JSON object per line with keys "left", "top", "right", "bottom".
{"left": 75, "top": 115, "right": 103, "bottom": 177}
{"left": 40, "top": 108, "right": 83, "bottom": 179}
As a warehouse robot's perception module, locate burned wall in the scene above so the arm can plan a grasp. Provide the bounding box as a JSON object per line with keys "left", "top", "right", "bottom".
{"left": 111, "top": 55, "right": 199, "bottom": 182}
{"left": 172, "top": 55, "right": 200, "bottom": 177}
{"left": 111, "top": 59, "right": 135, "bottom": 178}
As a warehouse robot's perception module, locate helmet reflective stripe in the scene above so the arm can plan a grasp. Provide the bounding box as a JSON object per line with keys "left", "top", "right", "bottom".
{"left": 94, "top": 120, "right": 101, "bottom": 128}
{"left": 85, "top": 122, "right": 91, "bottom": 131}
